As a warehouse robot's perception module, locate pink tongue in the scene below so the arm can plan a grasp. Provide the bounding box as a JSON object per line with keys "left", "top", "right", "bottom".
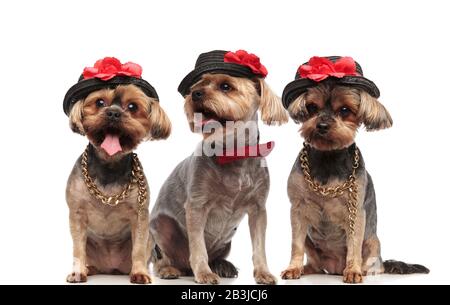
{"left": 100, "top": 134, "right": 122, "bottom": 156}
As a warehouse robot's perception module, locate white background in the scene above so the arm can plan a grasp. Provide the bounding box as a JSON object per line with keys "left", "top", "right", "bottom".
{"left": 0, "top": 0, "right": 448, "bottom": 285}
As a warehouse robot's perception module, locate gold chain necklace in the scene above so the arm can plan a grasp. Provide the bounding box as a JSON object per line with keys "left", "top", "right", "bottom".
{"left": 81, "top": 145, "right": 147, "bottom": 215}
{"left": 299, "top": 143, "right": 360, "bottom": 235}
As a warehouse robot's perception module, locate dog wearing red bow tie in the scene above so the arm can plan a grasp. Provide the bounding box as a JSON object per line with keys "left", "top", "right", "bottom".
{"left": 150, "top": 50, "right": 288, "bottom": 284}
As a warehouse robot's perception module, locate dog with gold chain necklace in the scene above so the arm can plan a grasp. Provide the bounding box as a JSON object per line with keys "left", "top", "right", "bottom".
{"left": 280, "top": 56, "right": 428, "bottom": 283}
{"left": 63, "top": 57, "right": 171, "bottom": 284}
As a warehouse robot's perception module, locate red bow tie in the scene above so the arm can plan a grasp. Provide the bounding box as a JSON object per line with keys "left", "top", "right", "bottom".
{"left": 216, "top": 141, "right": 275, "bottom": 165}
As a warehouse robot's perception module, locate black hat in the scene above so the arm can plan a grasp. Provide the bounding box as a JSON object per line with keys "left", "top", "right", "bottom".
{"left": 63, "top": 57, "right": 159, "bottom": 116}
{"left": 282, "top": 56, "right": 380, "bottom": 109}
{"left": 178, "top": 50, "right": 268, "bottom": 97}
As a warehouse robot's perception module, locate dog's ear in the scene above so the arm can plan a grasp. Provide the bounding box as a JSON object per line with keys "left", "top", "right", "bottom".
{"left": 358, "top": 91, "right": 393, "bottom": 131}
{"left": 148, "top": 100, "right": 171, "bottom": 140}
{"left": 69, "top": 101, "right": 85, "bottom": 135}
{"left": 257, "top": 79, "right": 288, "bottom": 125}
{"left": 287, "top": 93, "right": 308, "bottom": 124}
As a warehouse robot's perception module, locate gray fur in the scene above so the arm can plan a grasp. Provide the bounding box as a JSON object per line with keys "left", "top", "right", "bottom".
{"left": 150, "top": 137, "right": 276, "bottom": 284}
{"left": 151, "top": 153, "right": 269, "bottom": 260}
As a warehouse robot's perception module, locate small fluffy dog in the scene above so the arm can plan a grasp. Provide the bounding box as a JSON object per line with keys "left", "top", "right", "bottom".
{"left": 280, "top": 56, "right": 428, "bottom": 283}
{"left": 150, "top": 50, "right": 288, "bottom": 284}
{"left": 63, "top": 57, "right": 171, "bottom": 284}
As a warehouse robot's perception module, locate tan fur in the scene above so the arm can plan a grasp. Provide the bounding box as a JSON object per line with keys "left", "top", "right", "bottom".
{"left": 332, "top": 87, "right": 360, "bottom": 115}
{"left": 358, "top": 91, "right": 393, "bottom": 131}
{"left": 147, "top": 102, "right": 171, "bottom": 140}
{"left": 69, "top": 101, "right": 85, "bottom": 135}
{"left": 362, "top": 236, "right": 384, "bottom": 275}
{"left": 69, "top": 85, "right": 171, "bottom": 154}
{"left": 288, "top": 84, "right": 390, "bottom": 151}
{"left": 184, "top": 74, "right": 258, "bottom": 125}
{"left": 185, "top": 203, "right": 221, "bottom": 284}
{"left": 66, "top": 84, "right": 171, "bottom": 284}
{"left": 184, "top": 74, "right": 287, "bottom": 132}
{"left": 258, "top": 79, "right": 288, "bottom": 125}
{"left": 287, "top": 93, "right": 307, "bottom": 123}
{"left": 300, "top": 117, "right": 358, "bottom": 151}
{"left": 116, "top": 85, "right": 171, "bottom": 139}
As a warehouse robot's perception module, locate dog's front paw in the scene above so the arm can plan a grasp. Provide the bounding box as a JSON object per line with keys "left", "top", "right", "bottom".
{"left": 195, "top": 271, "right": 220, "bottom": 284}
{"left": 130, "top": 273, "right": 152, "bottom": 284}
{"left": 343, "top": 270, "right": 363, "bottom": 284}
{"left": 66, "top": 272, "right": 87, "bottom": 283}
{"left": 281, "top": 267, "right": 303, "bottom": 280}
{"left": 254, "top": 270, "right": 277, "bottom": 285}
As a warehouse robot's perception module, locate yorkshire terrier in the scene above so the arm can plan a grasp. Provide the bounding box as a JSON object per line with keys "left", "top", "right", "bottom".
{"left": 150, "top": 50, "right": 288, "bottom": 284}
{"left": 280, "top": 56, "right": 428, "bottom": 283}
{"left": 63, "top": 57, "right": 171, "bottom": 284}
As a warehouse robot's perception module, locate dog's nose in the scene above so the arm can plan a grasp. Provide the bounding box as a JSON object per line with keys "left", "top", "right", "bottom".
{"left": 316, "top": 122, "right": 329, "bottom": 134}
{"left": 192, "top": 90, "right": 204, "bottom": 102}
{"left": 106, "top": 108, "right": 122, "bottom": 121}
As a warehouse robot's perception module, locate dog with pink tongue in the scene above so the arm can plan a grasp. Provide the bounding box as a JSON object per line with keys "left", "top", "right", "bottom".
{"left": 101, "top": 134, "right": 123, "bottom": 156}
{"left": 63, "top": 57, "right": 171, "bottom": 284}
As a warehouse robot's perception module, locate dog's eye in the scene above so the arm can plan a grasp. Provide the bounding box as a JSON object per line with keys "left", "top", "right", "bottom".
{"left": 306, "top": 103, "right": 318, "bottom": 115}
{"left": 96, "top": 99, "right": 105, "bottom": 108}
{"left": 339, "top": 107, "right": 351, "bottom": 117}
{"left": 219, "top": 82, "right": 232, "bottom": 92}
{"left": 128, "top": 103, "right": 138, "bottom": 112}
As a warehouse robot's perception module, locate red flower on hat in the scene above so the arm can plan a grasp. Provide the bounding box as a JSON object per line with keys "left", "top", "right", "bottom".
{"left": 224, "top": 50, "right": 268, "bottom": 77}
{"left": 298, "top": 56, "right": 359, "bottom": 82}
{"left": 82, "top": 57, "right": 142, "bottom": 81}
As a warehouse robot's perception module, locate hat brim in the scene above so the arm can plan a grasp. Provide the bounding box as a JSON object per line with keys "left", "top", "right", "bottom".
{"left": 178, "top": 62, "right": 260, "bottom": 97}
{"left": 63, "top": 76, "right": 159, "bottom": 116}
{"left": 282, "top": 76, "right": 380, "bottom": 109}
